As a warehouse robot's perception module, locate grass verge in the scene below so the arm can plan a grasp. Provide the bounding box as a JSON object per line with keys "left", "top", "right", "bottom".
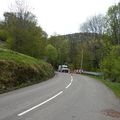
{"left": 83, "top": 74, "right": 120, "bottom": 99}
{"left": 0, "top": 48, "right": 54, "bottom": 94}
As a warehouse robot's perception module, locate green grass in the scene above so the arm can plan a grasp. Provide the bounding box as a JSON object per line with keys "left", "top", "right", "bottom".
{"left": 0, "top": 48, "right": 44, "bottom": 64}
{"left": 84, "top": 74, "right": 120, "bottom": 98}
{"left": 0, "top": 48, "right": 54, "bottom": 93}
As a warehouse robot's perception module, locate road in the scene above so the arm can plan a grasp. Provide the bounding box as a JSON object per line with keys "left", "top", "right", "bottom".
{"left": 0, "top": 72, "right": 120, "bottom": 120}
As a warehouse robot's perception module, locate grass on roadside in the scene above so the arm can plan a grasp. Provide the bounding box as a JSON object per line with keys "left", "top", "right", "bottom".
{"left": 83, "top": 74, "right": 120, "bottom": 99}
{"left": 0, "top": 48, "right": 54, "bottom": 94}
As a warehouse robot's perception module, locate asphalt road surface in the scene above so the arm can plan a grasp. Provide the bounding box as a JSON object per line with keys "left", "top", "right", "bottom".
{"left": 0, "top": 72, "right": 120, "bottom": 120}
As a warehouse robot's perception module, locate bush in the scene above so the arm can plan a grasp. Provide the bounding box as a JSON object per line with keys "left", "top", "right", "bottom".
{"left": 101, "top": 46, "right": 120, "bottom": 82}
{"left": 0, "top": 30, "right": 8, "bottom": 42}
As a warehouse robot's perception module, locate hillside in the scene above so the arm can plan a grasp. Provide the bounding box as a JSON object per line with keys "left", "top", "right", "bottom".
{"left": 0, "top": 48, "right": 54, "bottom": 93}
{"left": 62, "top": 32, "right": 99, "bottom": 42}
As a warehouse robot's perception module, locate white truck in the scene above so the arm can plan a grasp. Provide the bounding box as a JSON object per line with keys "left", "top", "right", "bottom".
{"left": 58, "top": 65, "right": 70, "bottom": 73}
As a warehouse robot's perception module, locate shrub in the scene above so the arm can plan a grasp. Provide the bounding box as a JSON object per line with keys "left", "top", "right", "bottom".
{"left": 101, "top": 46, "right": 120, "bottom": 82}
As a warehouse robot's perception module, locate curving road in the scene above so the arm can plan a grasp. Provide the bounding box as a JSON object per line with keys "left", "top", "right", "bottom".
{"left": 0, "top": 72, "right": 120, "bottom": 120}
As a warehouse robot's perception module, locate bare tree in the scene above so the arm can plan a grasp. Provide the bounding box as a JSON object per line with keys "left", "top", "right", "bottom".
{"left": 80, "top": 14, "right": 106, "bottom": 35}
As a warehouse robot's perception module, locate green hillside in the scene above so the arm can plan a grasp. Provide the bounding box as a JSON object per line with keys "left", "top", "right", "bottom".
{"left": 0, "top": 48, "right": 54, "bottom": 93}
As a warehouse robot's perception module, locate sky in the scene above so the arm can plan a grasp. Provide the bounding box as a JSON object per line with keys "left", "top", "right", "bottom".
{"left": 0, "top": 0, "right": 119, "bottom": 36}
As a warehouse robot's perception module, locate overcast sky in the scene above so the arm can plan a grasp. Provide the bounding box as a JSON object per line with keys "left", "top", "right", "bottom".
{"left": 0, "top": 0, "right": 119, "bottom": 35}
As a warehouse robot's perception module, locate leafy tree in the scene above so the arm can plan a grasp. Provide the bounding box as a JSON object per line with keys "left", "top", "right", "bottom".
{"left": 2, "top": 0, "right": 47, "bottom": 58}
{"left": 57, "top": 40, "right": 69, "bottom": 65}
{"left": 48, "top": 35, "right": 69, "bottom": 65}
{"left": 107, "top": 2, "right": 120, "bottom": 45}
{"left": 0, "top": 30, "right": 9, "bottom": 42}
{"left": 72, "top": 39, "right": 105, "bottom": 71}
{"left": 101, "top": 46, "right": 120, "bottom": 82}
{"left": 45, "top": 44, "right": 58, "bottom": 67}
{"left": 0, "top": 29, "right": 13, "bottom": 48}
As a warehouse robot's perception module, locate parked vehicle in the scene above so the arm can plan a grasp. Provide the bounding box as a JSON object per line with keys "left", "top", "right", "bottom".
{"left": 58, "top": 65, "right": 70, "bottom": 73}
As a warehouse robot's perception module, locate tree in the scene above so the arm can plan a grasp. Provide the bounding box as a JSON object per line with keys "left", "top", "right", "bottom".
{"left": 48, "top": 35, "right": 69, "bottom": 65}
{"left": 0, "top": 30, "right": 9, "bottom": 42}
{"left": 3, "top": 0, "right": 47, "bottom": 58}
{"left": 79, "top": 14, "right": 110, "bottom": 71}
{"left": 101, "top": 46, "right": 120, "bottom": 82}
{"left": 107, "top": 2, "right": 120, "bottom": 45}
{"left": 80, "top": 14, "right": 106, "bottom": 38}
{"left": 45, "top": 44, "right": 58, "bottom": 67}
{"left": 58, "top": 40, "right": 69, "bottom": 65}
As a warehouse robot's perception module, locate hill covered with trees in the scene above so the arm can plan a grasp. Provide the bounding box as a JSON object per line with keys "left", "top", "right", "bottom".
{"left": 0, "top": 0, "right": 120, "bottom": 86}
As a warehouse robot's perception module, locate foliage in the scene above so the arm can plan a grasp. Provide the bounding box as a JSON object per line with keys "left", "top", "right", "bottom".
{"left": 0, "top": 30, "right": 9, "bottom": 42}
{"left": 107, "top": 2, "right": 120, "bottom": 45}
{"left": 3, "top": 11, "right": 47, "bottom": 58}
{"left": 79, "top": 2, "right": 120, "bottom": 83}
{"left": 48, "top": 35, "right": 69, "bottom": 66}
{"left": 101, "top": 46, "right": 120, "bottom": 82}
{"left": 45, "top": 44, "right": 58, "bottom": 67}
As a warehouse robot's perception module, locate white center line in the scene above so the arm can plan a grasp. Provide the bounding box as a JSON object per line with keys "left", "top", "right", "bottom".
{"left": 18, "top": 91, "right": 63, "bottom": 116}
{"left": 66, "top": 75, "right": 73, "bottom": 89}
{"left": 18, "top": 74, "right": 73, "bottom": 117}
{"left": 65, "top": 82, "right": 72, "bottom": 89}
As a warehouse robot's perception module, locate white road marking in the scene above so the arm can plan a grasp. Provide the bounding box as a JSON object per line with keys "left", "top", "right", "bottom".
{"left": 18, "top": 74, "right": 73, "bottom": 117}
{"left": 65, "top": 82, "right": 72, "bottom": 89}
{"left": 71, "top": 76, "right": 73, "bottom": 82}
{"left": 66, "top": 75, "right": 73, "bottom": 89}
{"left": 18, "top": 91, "right": 63, "bottom": 116}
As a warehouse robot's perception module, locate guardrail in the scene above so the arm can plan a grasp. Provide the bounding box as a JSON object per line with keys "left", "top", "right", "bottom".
{"left": 83, "top": 71, "right": 103, "bottom": 76}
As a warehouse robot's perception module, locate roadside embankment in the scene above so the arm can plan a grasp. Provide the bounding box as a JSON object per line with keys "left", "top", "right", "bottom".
{"left": 0, "top": 48, "right": 54, "bottom": 93}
